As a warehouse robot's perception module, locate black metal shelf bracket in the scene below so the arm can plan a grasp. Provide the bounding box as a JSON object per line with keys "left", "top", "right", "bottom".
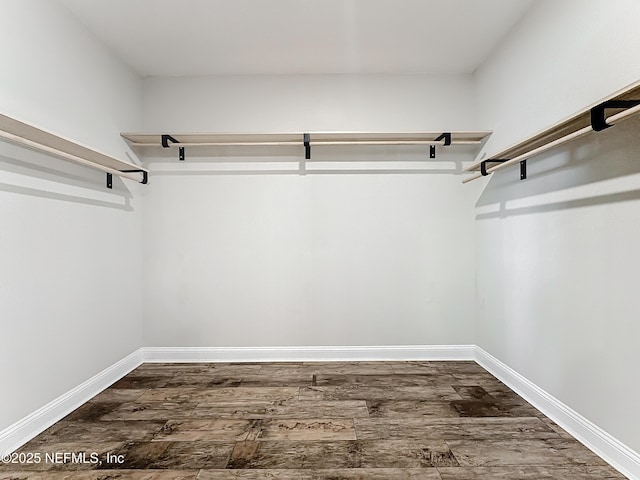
{"left": 480, "top": 159, "right": 506, "bottom": 176}
{"left": 436, "top": 132, "right": 452, "bottom": 145}
{"left": 161, "top": 134, "right": 185, "bottom": 161}
{"left": 481, "top": 159, "right": 526, "bottom": 181}
{"left": 108, "top": 170, "right": 148, "bottom": 188}
{"left": 121, "top": 169, "right": 149, "bottom": 185}
{"left": 303, "top": 133, "right": 311, "bottom": 160}
{"left": 430, "top": 132, "right": 452, "bottom": 159}
{"left": 520, "top": 160, "right": 527, "bottom": 180}
{"left": 591, "top": 100, "right": 640, "bottom": 131}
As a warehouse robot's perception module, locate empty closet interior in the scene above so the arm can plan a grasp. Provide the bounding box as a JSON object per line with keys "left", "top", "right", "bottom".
{"left": 1, "top": 0, "right": 639, "bottom": 478}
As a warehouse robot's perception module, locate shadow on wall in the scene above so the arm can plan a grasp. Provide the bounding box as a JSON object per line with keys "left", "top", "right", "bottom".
{"left": 0, "top": 148, "right": 135, "bottom": 211}
{"left": 475, "top": 115, "right": 640, "bottom": 219}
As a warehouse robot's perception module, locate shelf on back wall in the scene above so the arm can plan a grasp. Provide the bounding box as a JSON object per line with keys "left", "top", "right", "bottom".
{"left": 120, "top": 131, "right": 493, "bottom": 162}
{"left": 463, "top": 79, "right": 640, "bottom": 184}
{"left": 0, "top": 112, "right": 148, "bottom": 188}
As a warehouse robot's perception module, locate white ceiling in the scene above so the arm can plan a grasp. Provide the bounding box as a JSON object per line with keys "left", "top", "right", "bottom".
{"left": 60, "top": 0, "right": 535, "bottom": 77}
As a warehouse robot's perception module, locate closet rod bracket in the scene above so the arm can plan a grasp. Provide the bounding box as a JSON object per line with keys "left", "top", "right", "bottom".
{"left": 435, "top": 132, "right": 452, "bottom": 146}
{"left": 161, "top": 134, "right": 185, "bottom": 161}
{"left": 480, "top": 159, "right": 507, "bottom": 176}
{"left": 430, "top": 132, "right": 452, "bottom": 158}
{"left": 161, "top": 134, "right": 178, "bottom": 148}
{"left": 303, "top": 133, "right": 311, "bottom": 160}
{"left": 121, "top": 169, "right": 149, "bottom": 185}
{"left": 591, "top": 100, "right": 640, "bottom": 131}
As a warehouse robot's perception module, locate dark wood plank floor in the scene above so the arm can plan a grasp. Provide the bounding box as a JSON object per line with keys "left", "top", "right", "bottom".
{"left": 0, "top": 361, "right": 627, "bottom": 479}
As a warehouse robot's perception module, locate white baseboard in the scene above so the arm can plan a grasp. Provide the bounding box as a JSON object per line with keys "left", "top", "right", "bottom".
{"left": 141, "top": 345, "right": 476, "bottom": 363}
{"left": 0, "top": 349, "right": 142, "bottom": 456}
{"left": 475, "top": 347, "right": 640, "bottom": 480}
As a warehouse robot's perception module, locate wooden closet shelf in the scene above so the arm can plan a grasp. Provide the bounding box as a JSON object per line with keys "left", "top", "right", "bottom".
{"left": 122, "top": 131, "right": 492, "bottom": 148}
{"left": 0, "top": 113, "right": 148, "bottom": 187}
{"left": 463, "top": 79, "right": 640, "bottom": 183}
{"left": 121, "top": 131, "right": 492, "bottom": 161}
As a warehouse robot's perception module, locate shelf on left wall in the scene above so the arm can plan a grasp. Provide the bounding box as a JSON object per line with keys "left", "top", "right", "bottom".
{"left": 0, "top": 112, "right": 148, "bottom": 188}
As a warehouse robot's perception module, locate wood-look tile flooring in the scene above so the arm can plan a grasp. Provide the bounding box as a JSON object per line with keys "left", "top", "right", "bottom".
{"left": 1, "top": 361, "right": 627, "bottom": 479}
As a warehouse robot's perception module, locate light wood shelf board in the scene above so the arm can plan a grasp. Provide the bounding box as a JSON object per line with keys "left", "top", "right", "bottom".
{"left": 0, "top": 113, "right": 148, "bottom": 183}
{"left": 122, "top": 131, "right": 492, "bottom": 150}
{"left": 465, "top": 79, "right": 640, "bottom": 174}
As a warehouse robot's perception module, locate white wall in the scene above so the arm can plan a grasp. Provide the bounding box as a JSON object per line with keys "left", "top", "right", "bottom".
{"left": 474, "top": 0, "right": 640, "bottom": 454}
{"left": 474, "top": 0, "right": 640, "bottom": 158}
{"left": 142, "top": 75, "right": 484, "bottom": 347}
{"left": 143, "top": 74, "right": 482, "bottom": 132}
{"left": 0, "top": 0, "right": 144, "bottom": 431}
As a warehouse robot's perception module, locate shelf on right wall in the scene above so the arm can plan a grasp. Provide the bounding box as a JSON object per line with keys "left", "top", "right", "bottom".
{"left": 463, "top": 78, "right": 640, "bottom": 184}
